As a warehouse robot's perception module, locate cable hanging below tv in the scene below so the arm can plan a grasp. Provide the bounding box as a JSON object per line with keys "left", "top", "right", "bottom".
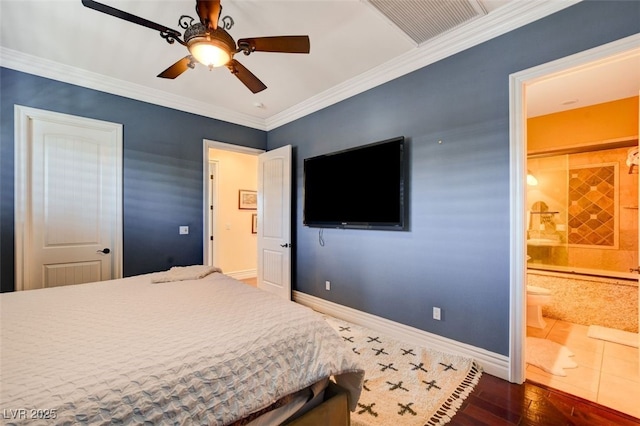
{"left": 303, "top": 136, "right": 407, "bottom": 231}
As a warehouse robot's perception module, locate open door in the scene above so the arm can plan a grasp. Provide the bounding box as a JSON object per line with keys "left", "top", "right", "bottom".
{"left": 257, "top": 145, "right": 292, "bottom": 300}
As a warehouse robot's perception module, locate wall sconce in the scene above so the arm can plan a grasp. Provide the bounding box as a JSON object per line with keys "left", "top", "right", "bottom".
{"left": 527, "top": 171, "right": 538, "bottom": 186}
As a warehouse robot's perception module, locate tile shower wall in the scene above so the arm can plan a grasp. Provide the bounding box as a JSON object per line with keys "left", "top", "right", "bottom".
{"left": 568, "top": 148, "right": 637, "bottom": 273}
{"left": 527, "top": 146, "right": 638, "bottom": 275}
{"left": 568, "top": 164, "right": 616, "bottom": 246}
{"left": 528, "top": 270, "right": 638, "bottom": 333}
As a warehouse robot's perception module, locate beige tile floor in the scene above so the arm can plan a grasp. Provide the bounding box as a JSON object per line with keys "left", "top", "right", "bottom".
{"left": 527, "top": 317, "right": 640, "bottom": 419}
{"left": 241, "top": 277, "right": 257, "bottom": 287}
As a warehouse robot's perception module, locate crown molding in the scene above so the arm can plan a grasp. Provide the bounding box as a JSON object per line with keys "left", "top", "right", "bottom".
{"left": 1, "top": 0, "right": 580, "bottom": 132}
{"left": 0, "top": 47, "right": 267, "bottom": 131}
{"left": 264, "top": 0, "right": 581, "bottom": 130}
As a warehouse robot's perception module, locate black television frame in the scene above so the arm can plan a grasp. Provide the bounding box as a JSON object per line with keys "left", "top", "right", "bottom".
{"left": 302, "top": 136, "right": 407, "bottom": 231}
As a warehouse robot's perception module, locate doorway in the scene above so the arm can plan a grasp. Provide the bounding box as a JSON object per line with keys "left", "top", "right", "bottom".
{"left": 203, "top": 140, "right": 262, "bottom": 280}
{"left": 509, "top": 34, "right": 640, "bottom": 413}
{"left": 202, "top": 141, "right": 293, "bottom": 300}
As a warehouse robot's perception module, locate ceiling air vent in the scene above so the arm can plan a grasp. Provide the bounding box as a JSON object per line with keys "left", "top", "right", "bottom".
{"left": 367, "top": 0, "right": 488, "bottom": 45}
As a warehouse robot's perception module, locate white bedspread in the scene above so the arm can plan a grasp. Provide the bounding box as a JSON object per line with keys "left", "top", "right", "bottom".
{"left": 150, "top": 265, "right": 222, "bottom": 283}
{"left": 0, "top": 272, "right": 364, "bottom": 425}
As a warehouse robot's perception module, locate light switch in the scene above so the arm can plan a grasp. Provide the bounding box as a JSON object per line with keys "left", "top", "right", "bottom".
{"left": 179, "top": 226, "right": 189, "bottom": 235}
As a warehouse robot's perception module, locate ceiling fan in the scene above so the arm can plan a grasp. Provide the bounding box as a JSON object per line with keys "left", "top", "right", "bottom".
{"left": 81, "top": 0, "right": 310, "bottom": 93}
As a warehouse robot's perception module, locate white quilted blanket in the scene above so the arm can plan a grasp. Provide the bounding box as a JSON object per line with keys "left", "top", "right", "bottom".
{"left": 150, "top": 265, "right": 222, "bottom": 283}
{"left": 0, "top": 273, "right": 364, "bottom": 425}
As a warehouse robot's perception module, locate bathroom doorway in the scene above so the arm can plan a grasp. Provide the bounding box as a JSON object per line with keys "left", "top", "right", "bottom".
{"left": 509, "top": 34, "right": 640, "bottom": 413}
{"left": 526, "top": 149, "right": 638, "bottom": 317}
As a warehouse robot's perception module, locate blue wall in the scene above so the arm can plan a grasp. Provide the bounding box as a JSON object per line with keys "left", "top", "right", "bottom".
{"left": 0, "top": 70, "right": 267, "bottom": 292}
{"left": 267, "top": 1, "right": 640, "bottom": 356}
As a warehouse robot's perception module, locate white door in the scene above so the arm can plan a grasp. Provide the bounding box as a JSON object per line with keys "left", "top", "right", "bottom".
{"left": 15, "top": 106, "right": 122, "bottom": 291}
{"left": 257, "top": 145, "right": 292, "bottom": 300}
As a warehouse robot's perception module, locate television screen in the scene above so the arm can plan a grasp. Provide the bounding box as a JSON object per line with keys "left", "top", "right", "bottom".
{"left": 303, "top": 136, "right": 406, "bottom": 230}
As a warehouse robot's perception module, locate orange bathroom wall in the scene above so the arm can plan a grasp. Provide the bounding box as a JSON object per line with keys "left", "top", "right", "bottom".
{"left": 528, "top": 96, "right": 638, "bottom": 153}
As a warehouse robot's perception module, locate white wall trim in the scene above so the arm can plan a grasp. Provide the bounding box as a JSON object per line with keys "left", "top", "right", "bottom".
{"left": 1, "top": 1, "right": 578, "bottom": 131}
{"left": 1, "top": 47, "right": 266, "bottom": 131}
{"left": 508, "top": 71, "right": 528, "bottom": 384}
{"left": 204, "top": 160, "right": 219, "bottom": 268}
{"left": 203, "top": 139, "right": 265, "bottom": 156}
{"left": 508, "top": 33, "right": 640, "bottom": 384}
{"left": 265, "top": 0, "right": 580, "bottom": 130}
{"left": 293, "top": 291, "right": 509, "bottom": 380}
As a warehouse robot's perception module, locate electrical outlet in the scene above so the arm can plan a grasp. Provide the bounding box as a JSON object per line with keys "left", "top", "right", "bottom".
{"left": 433, "top": 307, "right": 441, "bottom": 321}
{"left": 325, "top": 281, "right": 331, "bottom": 291}
{"left": 179, "top": 226, "right": 189, "bottom": 235}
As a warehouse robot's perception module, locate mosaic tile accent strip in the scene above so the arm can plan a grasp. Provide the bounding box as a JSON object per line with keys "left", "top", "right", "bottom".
{"left": 567, "top": 164, "right": 617, "bottom": 247}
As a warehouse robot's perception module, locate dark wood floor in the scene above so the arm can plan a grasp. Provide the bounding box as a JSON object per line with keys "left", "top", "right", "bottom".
{"left": 450, "top": 373, "right": 640, "bottom": 425}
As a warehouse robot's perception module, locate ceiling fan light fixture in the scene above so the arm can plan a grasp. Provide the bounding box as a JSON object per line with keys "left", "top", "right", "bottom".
{"left": 81, "top": 0, "right": 309, "bottom": 92}
{"left": 188, "top": 38, "right": 231, "bottom": 67}
{"left": 184, "top": 23, "right": 236, "bottom": 68}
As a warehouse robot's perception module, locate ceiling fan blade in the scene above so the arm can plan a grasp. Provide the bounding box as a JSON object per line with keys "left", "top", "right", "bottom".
{"left": 227, "top": 59, "right": 267, "bottom": 93}
{"left": 237, "top": 36, "right": 310, "bottom": 54}
{"left": 196, "top": 0, "right": 221, "bottom": 31}
{"left": 158, "top": 56, "right": 194, "bottom": 79}
{"left": 81, "top": 0, "right": 181, "bottom": 39}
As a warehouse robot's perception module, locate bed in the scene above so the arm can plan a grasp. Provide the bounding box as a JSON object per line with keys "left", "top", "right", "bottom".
{"left": 0, "top": 267, "right": 364, "bottom": 425}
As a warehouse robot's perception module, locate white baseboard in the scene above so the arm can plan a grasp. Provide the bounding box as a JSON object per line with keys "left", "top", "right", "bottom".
{"left": 293, "top": 291, "right": 510, "bottom": 381}
{"left": 225, "top": 269, "right": 256, "bottom": 280}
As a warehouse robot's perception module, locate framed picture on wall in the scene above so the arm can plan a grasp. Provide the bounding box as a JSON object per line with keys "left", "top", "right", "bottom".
{"left": 252, "top": 214, "right": 257, "bottom": 234}
{"left": 239, "top": 190, "right": 257, "bottom": 210}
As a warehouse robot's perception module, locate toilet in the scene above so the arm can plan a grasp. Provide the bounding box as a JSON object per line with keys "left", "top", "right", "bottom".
{"left": 526, "top": 285, "right": 552, "bottom": 329}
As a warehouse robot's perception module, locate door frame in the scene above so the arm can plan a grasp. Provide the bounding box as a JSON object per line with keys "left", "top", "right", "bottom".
{"left": 14, "top": 105, "right": 123, "bottom": 290}
{"left": 206, "top": 160, "right": 220, "bottom": 267}
{"left": 202, "top": 139, "right": 264, "bottom": 269}
{"left": 508, "top": 34, "right": 640, "bottom": 383}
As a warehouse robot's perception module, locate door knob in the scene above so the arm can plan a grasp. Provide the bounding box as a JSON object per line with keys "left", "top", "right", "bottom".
{"left": 280, "top": 243, "right": 290, "bottom": 248}
{"left": 97, "top": 248, "right": 111, "bottom": 254}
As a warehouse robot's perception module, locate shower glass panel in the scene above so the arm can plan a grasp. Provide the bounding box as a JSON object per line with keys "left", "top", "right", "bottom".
{"left": 527, "top": 155, "right": 569, "bottom": 267}
{"left": 527, "top": 146, "right": 638, "bottom": 279}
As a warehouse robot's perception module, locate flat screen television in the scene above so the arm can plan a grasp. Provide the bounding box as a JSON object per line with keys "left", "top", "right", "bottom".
{"left": 303, "top": 136, "right": 406, "bottom": 230}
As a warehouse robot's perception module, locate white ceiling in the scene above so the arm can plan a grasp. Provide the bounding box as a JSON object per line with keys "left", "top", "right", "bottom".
{"left": 526, "top": 49, "right": 640, "bottom": 118}
{"left": 1, "top": 0, "right": 637, "bottom": 130}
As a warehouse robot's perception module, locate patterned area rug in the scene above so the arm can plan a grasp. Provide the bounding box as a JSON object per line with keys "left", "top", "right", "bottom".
{"left": 325, "top": 317, "right": 482, "bottom": 425}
